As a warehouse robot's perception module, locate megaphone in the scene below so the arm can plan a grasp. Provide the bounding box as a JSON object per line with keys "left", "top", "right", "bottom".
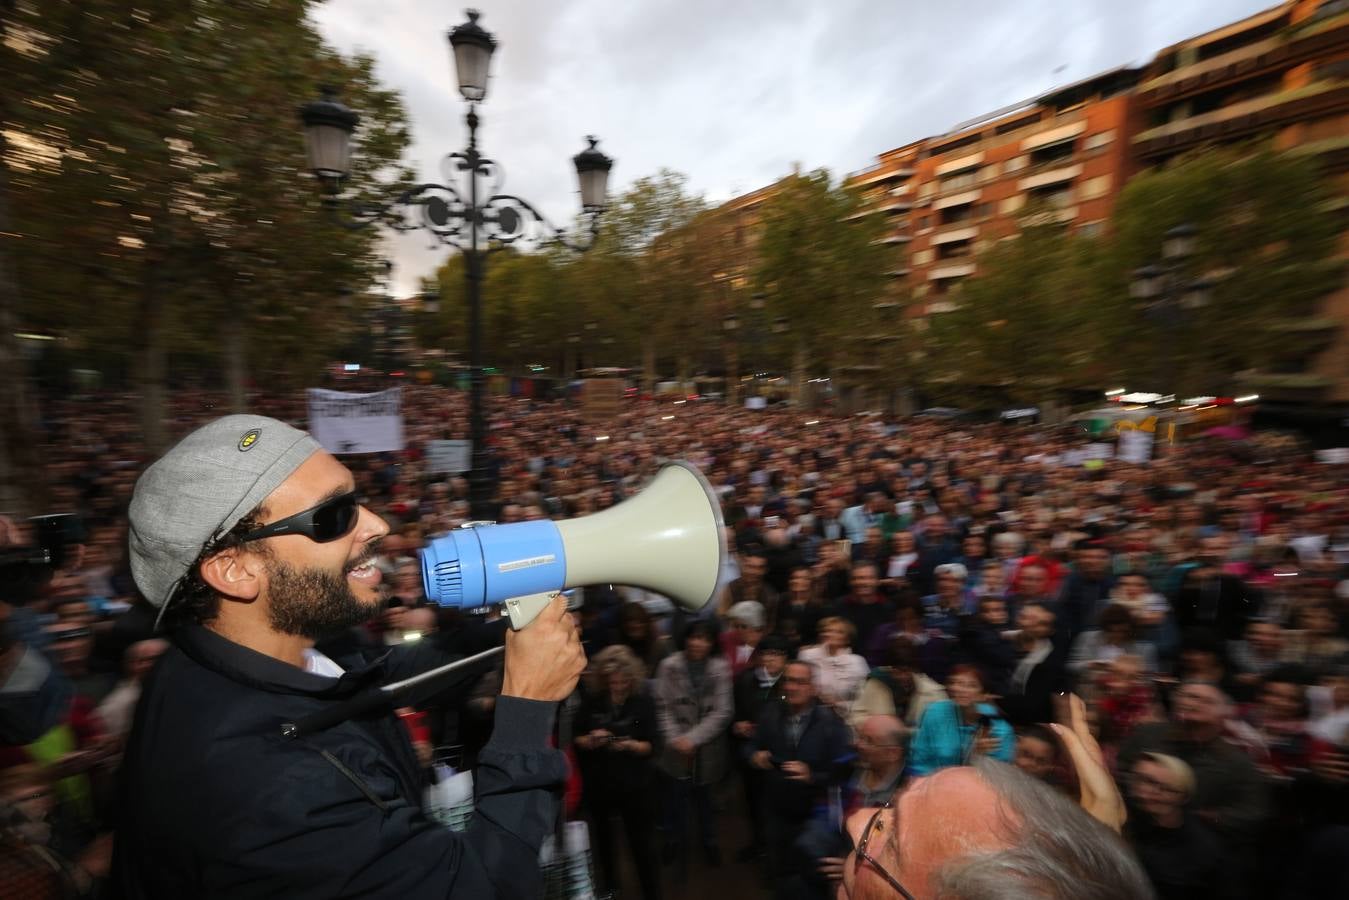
{"left": 420, "top": 460, "right": 726, "bottom": 629}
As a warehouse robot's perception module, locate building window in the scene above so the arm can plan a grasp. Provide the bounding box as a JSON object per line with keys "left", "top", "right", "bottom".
{"left": 937, "top": 240, "right": 972, "bottom": 260}
{"left": 939, "top": 169, "right": 980, "bottom": 191}
{"left": 1083, "top": 131, "right": 1114, "bottom": 152}
{"left": 1029, "top": 140, "right": 1075, "bottom": 168}
{"left": 1000, "top": 195, "right": 1026, "bottom": 215}
{"left": 1027, "top": 184, "right": 1074, "bottom": 208}
{"left": 1078, "top": 221, "right": 1105, "bottom": 239}
{"left": 918, "top": 215, "right": 931, "bottom": 231}
{"left": 1006, "top": 155, "right": 1028, "bottom": 172}
{"left": 913, "top": 248, "right": 934, "bottom": 266}
{"left": 976, "top": 203, "right": 992, "bottom": 219}
{"left": 1079, "top": 175, "right": 1112, "bottom": 201}
{"left": 939, "top": 204, "right": 974, "bottom": 226}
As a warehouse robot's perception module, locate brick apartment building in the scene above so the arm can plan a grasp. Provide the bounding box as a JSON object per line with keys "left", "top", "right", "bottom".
{"left": 1129, "top": 0, "right": 1349, "bottom": 409}
{"left": 832, "top": 0, "right": 1349, "bottom": 409}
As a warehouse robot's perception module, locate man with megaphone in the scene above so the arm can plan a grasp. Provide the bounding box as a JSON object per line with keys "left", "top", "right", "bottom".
{"left": 110, "top": 415, "right": 588, "bottom": 899}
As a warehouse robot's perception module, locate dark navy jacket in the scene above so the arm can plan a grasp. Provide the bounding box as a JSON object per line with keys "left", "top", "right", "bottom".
{"left": 110, "top": 625, "right": 562, "bottom": 899}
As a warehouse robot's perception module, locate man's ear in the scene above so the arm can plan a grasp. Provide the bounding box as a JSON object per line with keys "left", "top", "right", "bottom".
{"left": 200, "top": 548, "right": 265, "bottom": 602}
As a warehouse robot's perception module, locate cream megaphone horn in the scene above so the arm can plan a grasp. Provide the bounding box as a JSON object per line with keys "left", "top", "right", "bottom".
{"left": 420, "top": 460, "right": 726, "bottom": 628}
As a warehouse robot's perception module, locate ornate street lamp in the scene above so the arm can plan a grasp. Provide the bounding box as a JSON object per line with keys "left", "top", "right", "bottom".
{"left": 299, "top": 9, "right": 613, "bottom": 516}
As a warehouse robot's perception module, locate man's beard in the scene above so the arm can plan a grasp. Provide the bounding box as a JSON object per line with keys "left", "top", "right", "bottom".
{"left": 265, "top": 558, "right": 378, "bottom": 640}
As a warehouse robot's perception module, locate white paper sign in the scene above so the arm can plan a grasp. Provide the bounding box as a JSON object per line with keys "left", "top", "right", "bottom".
{"left": 307, "top": 387, "right": 404, "bottom": 454}
{"left": 1118, "top": 429, "right": 1154, "bottom": 465}
{"left": 425, "top": 439, "right": 472, "bottom": 474}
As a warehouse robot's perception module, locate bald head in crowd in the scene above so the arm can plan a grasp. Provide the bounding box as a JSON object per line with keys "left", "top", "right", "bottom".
{"left": 840, "top": 758, "right": 1151, "bottom": 899}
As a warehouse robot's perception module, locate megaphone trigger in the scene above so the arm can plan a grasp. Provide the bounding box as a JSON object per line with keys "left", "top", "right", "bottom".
{"left": 503, "top": 591, "right": 564, "bottom": 630}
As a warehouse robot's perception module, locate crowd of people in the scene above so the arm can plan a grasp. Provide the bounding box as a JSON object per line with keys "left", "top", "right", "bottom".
{"left": 2, "top": 384, "right": 1348, "bottom": 898}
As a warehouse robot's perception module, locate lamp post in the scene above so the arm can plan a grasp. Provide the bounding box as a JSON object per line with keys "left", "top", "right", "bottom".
{"left": 1129, "top": 223, "right": 1213, "bottom": 397}
{"left": 299, "top": 10, "right": 612, "bottom": 517}
{"left": 722, "top": 312, "right": 740, "bottom": 407}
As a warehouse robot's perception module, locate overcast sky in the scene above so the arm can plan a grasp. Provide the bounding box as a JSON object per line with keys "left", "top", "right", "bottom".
{"left": 312, "top": 0, "right": 1276, "bottom": 294}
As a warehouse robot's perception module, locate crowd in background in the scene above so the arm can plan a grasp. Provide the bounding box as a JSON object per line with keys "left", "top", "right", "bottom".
{"left": 2, "top": 384, "right": 1348, "bottom": 899}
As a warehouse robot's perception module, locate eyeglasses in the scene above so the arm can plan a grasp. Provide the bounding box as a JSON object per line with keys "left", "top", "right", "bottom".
{"left": 852, "top": 799, "right": 916, "bottom": 900}
{"left": 238, "top": 491, "right": 360, "bottom": 544}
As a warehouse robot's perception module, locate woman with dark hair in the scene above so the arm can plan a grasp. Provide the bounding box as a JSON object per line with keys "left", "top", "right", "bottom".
{"left": 1068, "top": 602, "right": 1160, "bottom": 680}
{"left": 575, "top": 645, "right": 661, "bottom": 900}
{"left": 909, "top": 664, "right": 1015, "bottom": 775}
{"left": 653, "top": 620, "right": 732, "bottom": 869}
{"left": 616, "top": 602, "right": 672, "bottom": 679}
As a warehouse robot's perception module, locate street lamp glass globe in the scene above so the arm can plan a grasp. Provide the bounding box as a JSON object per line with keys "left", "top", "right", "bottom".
{"left": 448, "top": 10, "right": 497, "bottom": 102}
{"left": 573, "top": 136, "right": 613, "bottom": 210}
{"left": 1183, "top": 275, "right": 1213, "bottom": 309}
{"left": 1163, "top": 223, "right": 1197, "bottom": 261}
{"left": 1130, "top": 265, "right": 1163, "bottom": 300}
{"left": 299, "top": 88, "right": 359, "bottom": 186}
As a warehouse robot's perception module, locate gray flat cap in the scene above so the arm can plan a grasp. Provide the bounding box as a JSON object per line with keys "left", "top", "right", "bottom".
{"left": 129, "top": 415, "right": 320, "bottom": 608}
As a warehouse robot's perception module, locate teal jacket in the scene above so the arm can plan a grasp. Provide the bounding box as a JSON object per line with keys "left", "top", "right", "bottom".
{"left": 908, "top": 700, "right": 1015, "bottom": 776}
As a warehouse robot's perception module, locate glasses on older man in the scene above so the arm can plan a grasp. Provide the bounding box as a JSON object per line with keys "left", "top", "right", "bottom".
{"left": 852, "top": 799, "right": 917, "bottom": 900}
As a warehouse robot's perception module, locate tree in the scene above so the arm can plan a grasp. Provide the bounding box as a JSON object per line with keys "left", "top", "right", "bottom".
{"left": 925, "top": 218, "right": 1112, "bottom": 406}
{"left": 2, "top": 0, "right": 410, "bottom": 469}
{"left": 1106, "top": 145, "right": 1342, "bottom": 396}
{"left": 752, "top": 170, "right": 890, "bottom": 397}
{"left": 588, "top": 170, "right": 705, "bottom": 389}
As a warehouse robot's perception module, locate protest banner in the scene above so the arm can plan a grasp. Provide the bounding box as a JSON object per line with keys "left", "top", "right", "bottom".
{"left": 307, "top": 388, "right": 404, "bottom": 454}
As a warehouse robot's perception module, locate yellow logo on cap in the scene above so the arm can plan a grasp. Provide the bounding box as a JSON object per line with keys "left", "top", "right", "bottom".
{"left": 238, "top": 429, "right": 260, "bottom": 451}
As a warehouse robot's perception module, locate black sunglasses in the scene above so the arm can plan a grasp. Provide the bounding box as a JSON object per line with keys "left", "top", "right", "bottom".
{"left": 237, "top": 491, "right": 360, "bottom": 544}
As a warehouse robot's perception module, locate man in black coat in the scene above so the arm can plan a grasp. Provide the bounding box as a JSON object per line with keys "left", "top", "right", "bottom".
{"left": 751, "top": 659, "right": 851, "bottom": 891}
{"left": 1000, "top": 602, "right": 1068, "bottom": 727}
{"left": 731, "top": 634, "right": 789, "bottom": 861}
{"left": 1056, "top": 540, "right": 1114, "bottom": 646}
{"left": 111, "top": 415, "right": 586, "bottom": 899}
{"left": 1172, "top": 535, "right": 1260, "bottom": 641}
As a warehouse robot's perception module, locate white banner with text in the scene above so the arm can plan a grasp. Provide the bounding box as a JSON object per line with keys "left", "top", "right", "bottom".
{"left": 307, "top": 387, "right": 405, "bottom": 454}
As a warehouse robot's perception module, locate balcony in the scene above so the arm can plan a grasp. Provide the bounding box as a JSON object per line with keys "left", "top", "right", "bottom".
{"left": 879, "top": 199, "right": 913, "bottom": 213}
{"left": 933, "top": 189, "right": 981, "bottom": 210}
{"left": 851, "top": 165, "right": 915, "bottom": 187}
{"left": 1021, "top": 121, "right": 1087, "bottom": 151}
{"left": 934, "top": 149, "right": 984, "bottom": 176}
{"left": 1021, "top": 206, "right": 1079, "bottom": 225}
{"left": 931, "top": 225, "right": 979, "bottom": 245}
{"left": 1018, "top": 163, "right": 1082, "bottom": 191}
{"left": 1137, "top": 13, "right": 1349, "bottom": 108}
{"left": 928, "top": 263, "right": 976, "bottom": 281}
{"left": 1287, "top": 134, "right": 1349, "bottom": 173}
{"left": 874, "top": 234, "right": 912, "bottom": 244}
{"left": 1134, "top": 79, "right": 1349, "bottom": 158}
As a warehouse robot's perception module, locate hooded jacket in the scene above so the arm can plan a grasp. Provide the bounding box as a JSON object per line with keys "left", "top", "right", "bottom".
{"left": 110, "top": 625, "right": 562, "bottom": 899}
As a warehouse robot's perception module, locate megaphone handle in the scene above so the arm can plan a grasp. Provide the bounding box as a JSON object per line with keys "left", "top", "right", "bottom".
{"left": 504, "top": 591, "right": 562, "bottom": 631}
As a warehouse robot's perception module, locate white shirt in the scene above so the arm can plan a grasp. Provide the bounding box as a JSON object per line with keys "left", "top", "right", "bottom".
{"left": 304, "top": 648, "right": 346, "bottom": 680}
{"left": 1011, "top": 639, "right": 1052, "bottom": 694}
{"left": 799, "top": 645, "right": 870, "bottom": 706}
